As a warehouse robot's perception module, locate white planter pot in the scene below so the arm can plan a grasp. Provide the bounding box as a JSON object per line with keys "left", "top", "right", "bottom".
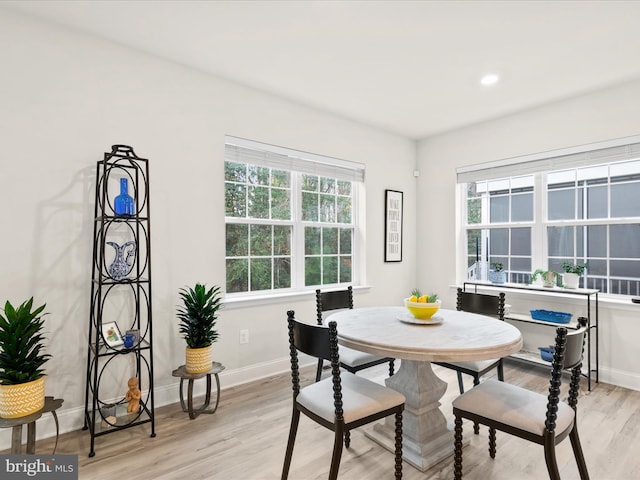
{"left": 563, "top": 273, "right": 580, "bottom": 289}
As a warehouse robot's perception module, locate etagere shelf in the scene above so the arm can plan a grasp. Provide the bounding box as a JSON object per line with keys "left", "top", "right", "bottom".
{"left": 83, "top": 145, "right": 155, "bottom": 456}
{"left": 463, "top": 281, "right": 598, "bottom": 391}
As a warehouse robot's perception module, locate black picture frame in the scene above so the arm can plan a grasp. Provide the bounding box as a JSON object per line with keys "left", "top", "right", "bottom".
{"left": 384, "top": 189, "right": 403, "bottom": 262}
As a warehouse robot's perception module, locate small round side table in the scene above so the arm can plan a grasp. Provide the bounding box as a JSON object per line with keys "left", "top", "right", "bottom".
{"left": 172, "top": 362, "right": 224, "bottom": 419}
{"left": 0, "top": 396, "right": 64, "bottom": 454}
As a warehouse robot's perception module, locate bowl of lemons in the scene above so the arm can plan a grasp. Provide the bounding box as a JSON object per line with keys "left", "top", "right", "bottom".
{"left": 404, "top": 290, "right": 441, "bottom": 319}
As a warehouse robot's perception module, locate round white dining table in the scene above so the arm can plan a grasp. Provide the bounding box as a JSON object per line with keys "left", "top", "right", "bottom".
{"left": 329, "top": 306, "right": 523, "bottom": 472}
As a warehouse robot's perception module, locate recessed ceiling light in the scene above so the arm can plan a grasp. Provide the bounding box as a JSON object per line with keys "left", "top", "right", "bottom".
{"left": 480, "top": 74, "right": 500, "bottom": 86}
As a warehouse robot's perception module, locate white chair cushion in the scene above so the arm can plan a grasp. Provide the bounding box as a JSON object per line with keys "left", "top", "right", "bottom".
{"left": 338, "top": 346, "right": 387, "bottom": 368}
{"left": 452, "top": 379, "right": 575, "bottom": 437}
{"left": 297, "top": 373, "right": 405, "bottom": 424}
{"left": 445, "top": 359, "right": 499, "bottom": 373}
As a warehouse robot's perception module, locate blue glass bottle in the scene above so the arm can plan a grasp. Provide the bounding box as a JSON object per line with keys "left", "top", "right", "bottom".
{"left": 114, "top": 177, "right": 134, "bottom": 216}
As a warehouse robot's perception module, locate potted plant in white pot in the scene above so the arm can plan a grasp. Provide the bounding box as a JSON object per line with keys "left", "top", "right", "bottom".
{"left": 0, "top": 297, "right": 51, "bottom": 418}
{"left": 177, "top": 284, "right": 223, "bottom": 374}
{"left": 561, "top": 262, "right": 588, "bottom": 289}
{"left": 531, "top": 269, "right": 559, "bottom": 288}
{"left": 488, "top": 262, "right": 506, "bottom": 284}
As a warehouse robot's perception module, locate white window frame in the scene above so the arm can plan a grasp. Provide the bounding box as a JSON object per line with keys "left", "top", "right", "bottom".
{"left": 457, "top": 135, "right": 640, "bottom": 297}
{"left": 224, "top": 136, "right": 364, "bottom": 299}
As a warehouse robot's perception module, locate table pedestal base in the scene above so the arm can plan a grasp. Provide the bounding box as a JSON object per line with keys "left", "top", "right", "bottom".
{"left": 364, "top": 360, "right": 462, "bottom": 472}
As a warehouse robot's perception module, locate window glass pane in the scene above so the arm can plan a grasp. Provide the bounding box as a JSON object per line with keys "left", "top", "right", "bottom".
{"left": 305, "top": 227, "right": 321, "bottom": 255}
{"left": 610, "top": 224, "right": 640, "bottom": 258}
{"left": 274, "top": 258, "right": 291, "bottom": 289}
{"left": 273, "top": 226, "right": 291, "bottom": 256}
{"left": 337, "top": 196, "right": 352, "bottom": 223}
{"left": 323, "top": 228, "right": 338, "bottom": 255}
{"left": 302, "top": 175, "right": 319, "bottom": 191}
{"left": 250, "top": 258, "right": 271, "bottom": 291}
{"left": 490, "top": 196, "right": 508, "bottom": 223}
{"left": 587, "top": 225, "right": 607, "bottom": 257}
{"left": 511, "top": 227, "right": 531, "bottom": 256}
{"left": 225, "top": 184, "right": 246, "bottom": 217}
{"left": 322, "top": 256, "right": 338, "bottom": 284}
{"left": 340, "top": 228, "right": 352, "bottom": 254}
{"left": 576, "top": 226, "right": 585, "bottom": 257}
{"left": 250, "top": 225, "right": 272, "bottom": 256}
{"left": 586, "top": 259, "right": 606, "bottom": 276}
{"left": 337, "top": 180, "right": 351, "bottom": 195}
{"left": 340, "top": 257, "right": 352, "bottom": 283}
{"left": 320, "top": 177, "right": 336, "bottom": 194}
{"left": 586, "top": 185, "right": 607, "bottom": 219}
{"left": 511, "top": 193, "right": 533, "bottom": 221}
{"left": 302, "top": 192, "right": 318, "bottom": 221}
{"left": 510, "top": 257, "right": 531, "bottom": 272}
{"left": 226, "top": 224, "right": 248, "bottom": 256}
{"left": 248, "top": 165, "right": 269, "bottom": 186}
{"left": 248, "top": 186, "right": 269, "bottom": 218}
{"left": 548, "top": 189, "right": 574, "bottom": 220}
{"left": 611, "top": 183, "right": 640, "bottom": 217}
{"left": 226, "top": 259, "right": 248, "bottom": 293}
{"left": 610, "top": 259, "right": 640, "bottom": 277}
{"left": 467, "top": 197, "right": 481, "bottom": 224}
{"left": 548, "top": 226, "right": 574, "bottom": 257}
{"left": 305, "top": 257, "right": 321, "bottom": 286}
{"left": 320, "top": 194, "right": 336, "bottom": 222}
{"left": 467, "top": 229, "right": 482, "bottom": 266}
{"left": 271, "top": 188, "right": 290, "bottom": 220}
{"left": 489, "top": 229, "right": 508, "bottom": 256}
{"left": 271, "top": 169, "right": 290, "bottom": 188}
{"left": 225, "top": 162, "right": 247, "bottom": 182}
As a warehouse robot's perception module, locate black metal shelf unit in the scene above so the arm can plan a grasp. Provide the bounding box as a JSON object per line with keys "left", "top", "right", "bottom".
{"left": 83, "top": 145, "right": 155, "bottom": 457}
{"left": 463, "top": 281, "right": 598, "bottom": 391}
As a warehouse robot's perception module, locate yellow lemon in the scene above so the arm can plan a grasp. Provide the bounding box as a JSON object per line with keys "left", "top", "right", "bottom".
{"left": 418, "top": 295, "right": 428, "bottom": 303}
{"left": 409, "top": 295, "right": 418, "bottom": 303}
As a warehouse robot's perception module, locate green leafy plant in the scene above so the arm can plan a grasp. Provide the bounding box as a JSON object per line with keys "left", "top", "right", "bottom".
{"left": 530, "top": 269, "right": 559, "bottom": 286}
{"left": 491, "top": 262, "right": 504, "bottom": 272}
{"left": 561, "top": 262, "right": 588, "bottom": 275}
{"left": 0, "top": 298, "right": 51, "bottom": 385}
{"left": 177, "top": 284, "right": 223, "bottom": 348}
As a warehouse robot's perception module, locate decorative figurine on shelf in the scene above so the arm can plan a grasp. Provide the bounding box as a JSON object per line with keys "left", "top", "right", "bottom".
{"left": 106, "top": 241, "right": 136, "bottom": 280}
{"left": 114, "top": 177, "right": 135, "bottom": 216}
{"left": 125, "top": 377, "right": 141, "bottom": 413}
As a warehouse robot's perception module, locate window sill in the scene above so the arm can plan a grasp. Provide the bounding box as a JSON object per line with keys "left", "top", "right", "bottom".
{"left": 223, "top": 285, "right": 372, "bottom": 310}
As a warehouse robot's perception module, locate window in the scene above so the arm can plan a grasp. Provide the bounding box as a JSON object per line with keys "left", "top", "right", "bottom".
{"left": 458, "top": 136, "right": 640, "bottom": 296}
{"left": 224, "top": 137, "right": 363, "bottom": 296}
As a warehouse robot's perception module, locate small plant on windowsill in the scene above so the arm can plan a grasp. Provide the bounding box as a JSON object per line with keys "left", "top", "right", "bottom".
{"left": 488, "top": 262, "right": 506, "bottom": 284}
{"left": 531, "top": 269, "right": 559, "bottom": 288}
{"left": 561, "top": 262, "right": 588, "bottom": 289}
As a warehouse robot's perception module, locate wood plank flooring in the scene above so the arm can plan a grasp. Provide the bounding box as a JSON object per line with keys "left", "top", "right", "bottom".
{"left": 11, "top": 361, "right": 640, "bottom": 479}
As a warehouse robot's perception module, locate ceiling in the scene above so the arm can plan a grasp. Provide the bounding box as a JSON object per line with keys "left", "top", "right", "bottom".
{"left": 6, "top": 0, "right": 640, "bottom": 139}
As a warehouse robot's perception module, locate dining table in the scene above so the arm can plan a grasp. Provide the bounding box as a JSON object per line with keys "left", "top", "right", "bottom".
{"left": 329, "top": 306, "right": 523, "bottom": 472}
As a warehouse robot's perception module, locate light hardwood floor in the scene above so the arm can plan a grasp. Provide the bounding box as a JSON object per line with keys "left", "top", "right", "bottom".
{"left": 13, "top": 361, "right": 640, "bottom": 479}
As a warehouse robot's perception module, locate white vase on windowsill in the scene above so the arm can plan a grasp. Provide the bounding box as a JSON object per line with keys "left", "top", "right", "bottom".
{"left": 563, "top": 273, "right": 580, "bottom": 289}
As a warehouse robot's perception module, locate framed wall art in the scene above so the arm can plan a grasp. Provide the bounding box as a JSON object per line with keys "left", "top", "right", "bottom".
{"left": 384, "top": 189, "right": 403, "bottom": 262}
{"left": 101, "top": 321, "right": 124, "bottom": 347}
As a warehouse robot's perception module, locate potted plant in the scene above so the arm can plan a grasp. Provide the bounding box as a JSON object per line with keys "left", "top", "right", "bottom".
{"left": 531, "top": 269, "right": 559, "bottom": 288}
{"left": 488, "top": 262, "right": 506, "bottom": 284}
{"left": 0, "top": 298, "right": 50, "bottom": 418}
{"left": 177, "top": 284, "right": 223, "bottom": 374}
{"left": 561, "top": 261, "right": 588, "bottom": 289}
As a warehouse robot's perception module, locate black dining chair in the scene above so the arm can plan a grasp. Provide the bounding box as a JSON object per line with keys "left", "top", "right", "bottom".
{"left": 315, "top": 287, "right": 395, "bottom": 382}
{"left": 434, "top": 288, "right": 506, "bottom": 395}
{"left": 452, "top": 318, "right": 589, "bottom": 480}
{"left": 282, "top": 310, "right": 405, "bottom": 480}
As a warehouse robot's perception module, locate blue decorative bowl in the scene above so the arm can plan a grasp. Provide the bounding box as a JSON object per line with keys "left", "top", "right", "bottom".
{"left": 538, "top": 346, "right": 555, "bottom": 362}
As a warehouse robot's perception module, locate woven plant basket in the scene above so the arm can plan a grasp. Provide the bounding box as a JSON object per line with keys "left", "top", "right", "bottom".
{"left": 185, "top": 346, "right": 212, "bottom": 374}
{"left": 0, "top": 376, "right": 45, "bottom": 419}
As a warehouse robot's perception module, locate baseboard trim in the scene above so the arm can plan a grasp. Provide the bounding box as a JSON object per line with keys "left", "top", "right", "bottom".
{"left": 0, "top": 356, "right": 309, "bottom": 452}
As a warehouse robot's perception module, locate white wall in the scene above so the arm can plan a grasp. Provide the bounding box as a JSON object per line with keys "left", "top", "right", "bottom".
{"left": 416, "top": 79, "right": 640, "bottom": 392}
{"left": 0, "top": 8, "right": 417, "bottom": 448}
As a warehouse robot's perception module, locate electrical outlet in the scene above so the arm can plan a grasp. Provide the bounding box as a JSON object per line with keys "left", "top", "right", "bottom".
{"left": 239, "top": 329, "right": 249, "bottom": 344}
